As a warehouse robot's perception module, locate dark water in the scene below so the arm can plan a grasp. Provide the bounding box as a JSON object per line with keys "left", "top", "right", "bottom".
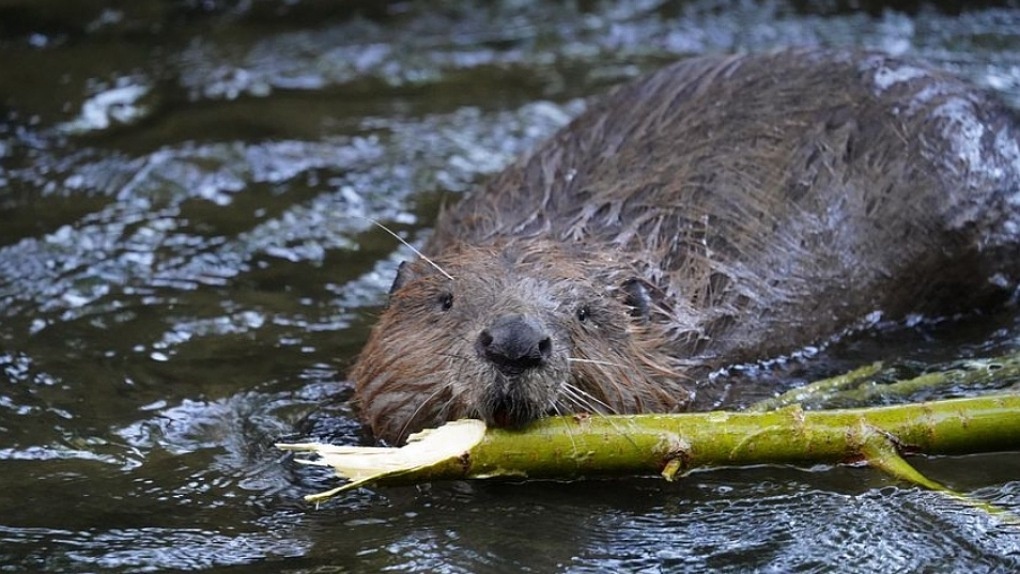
{"left": 2, "top": 1, "right": 1020, "bottom": 572}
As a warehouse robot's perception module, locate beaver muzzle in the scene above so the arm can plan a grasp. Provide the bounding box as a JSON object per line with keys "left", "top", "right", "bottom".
{"left": 475, "top": 314, "right": 554, "bottom": 427}
{"left": 475, "top": 314, "right": 553, "bottom": 376}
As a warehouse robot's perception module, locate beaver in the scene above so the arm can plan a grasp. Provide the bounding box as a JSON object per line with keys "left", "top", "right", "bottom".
{"left": 351, "top": 50, "right": 1020, "bottom": 444}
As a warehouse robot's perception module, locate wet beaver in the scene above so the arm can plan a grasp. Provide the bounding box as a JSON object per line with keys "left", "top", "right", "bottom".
{"left": 352, "top": 50, "right": 1020, "bottom": 444}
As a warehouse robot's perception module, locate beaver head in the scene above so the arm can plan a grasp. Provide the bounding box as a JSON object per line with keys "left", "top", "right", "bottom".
{"left": 351, "top": 239, "right": 691, "bottom": 444}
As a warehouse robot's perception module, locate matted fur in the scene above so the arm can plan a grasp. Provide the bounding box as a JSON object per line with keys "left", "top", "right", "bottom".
{"left": 353, "top": 50, "right": 1020, "bottom": 444}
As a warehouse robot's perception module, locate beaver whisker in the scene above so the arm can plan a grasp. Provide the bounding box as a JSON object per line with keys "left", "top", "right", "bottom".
{"left": 368, "top": 218, "right": 454, "bottom": 281}
{"left": 566, "top": 358, "right": 630, "bottom": 409}
{"left": 431, "top": 390, "right": 463, "bottom": 424}
{"left": 546, "top": 403, "right": 581, "bottom": 454}
{"left": 451, "top": 334, "right": 477, "bottom": 348}
{"left": 437, "top": 352, "right": 473, "bottom": 363}
{"left": 394, "top": 381, "right": 454, "bottom": 443}
{"left": 557, "top": 384, "right": 628, "bottom": 437}
{"left": 567, "top": 357, "right": 626, "bottom": 369}
{"left": 559, "top": 382, "right": 619, "bottom": 416}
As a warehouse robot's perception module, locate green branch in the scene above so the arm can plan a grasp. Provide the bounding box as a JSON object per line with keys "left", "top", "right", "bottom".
{"left": 279, "top": 393, "right": 1020, "bottom": 509}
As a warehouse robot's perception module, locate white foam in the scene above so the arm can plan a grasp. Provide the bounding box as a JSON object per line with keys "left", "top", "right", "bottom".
{"left": 871, "top": 63, "right": 928, "bottom": 93}
{"left": 59, "top": 81, "right": 150, "bottom": 134}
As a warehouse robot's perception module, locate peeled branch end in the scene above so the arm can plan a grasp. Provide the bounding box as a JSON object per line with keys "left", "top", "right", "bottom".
{"left": 277, "top": 419, "right": 487, "bottom": 504}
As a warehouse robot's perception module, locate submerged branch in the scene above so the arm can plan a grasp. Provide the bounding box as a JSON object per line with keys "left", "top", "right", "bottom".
{"left": 749, "top": 351, "right": 1020, "bottom": 411}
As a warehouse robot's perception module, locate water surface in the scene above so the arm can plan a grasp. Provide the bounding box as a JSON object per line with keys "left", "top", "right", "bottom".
{"left": 2, "top": 1, "right": 1020, "bottom": 571}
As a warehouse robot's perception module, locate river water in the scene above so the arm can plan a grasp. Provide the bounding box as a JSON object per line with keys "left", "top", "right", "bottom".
{"left": 1, "top": 1, "right": 1019, "bottom": 572}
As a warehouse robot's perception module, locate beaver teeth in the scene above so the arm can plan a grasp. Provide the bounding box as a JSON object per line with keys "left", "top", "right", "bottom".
{"left": 484, "top": 385, "right": 542, "bottom": 429}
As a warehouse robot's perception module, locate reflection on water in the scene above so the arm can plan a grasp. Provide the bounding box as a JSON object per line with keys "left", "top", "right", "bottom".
{"left": 1, "top": 1, "right": 1020, "bottom": 572}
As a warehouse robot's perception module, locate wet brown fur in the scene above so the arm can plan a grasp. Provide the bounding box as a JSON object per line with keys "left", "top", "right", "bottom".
{"left": 353, "top": 50, "right": 1020, "bottom": 444}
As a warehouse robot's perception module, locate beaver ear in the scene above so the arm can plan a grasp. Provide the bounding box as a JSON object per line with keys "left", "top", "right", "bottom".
{"left": 389, "top": 261, "right": 417, "bottom": 295}
{"left": 620, "top": 278, "right": 652, "bottom": 319}
{"left": 389, "top": 259, "right": 443, "bottom": 295}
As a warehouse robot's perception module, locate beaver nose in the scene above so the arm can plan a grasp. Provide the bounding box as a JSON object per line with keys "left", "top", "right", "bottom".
{"left": 476, "top": 314, "right": 553, "bottom": 375}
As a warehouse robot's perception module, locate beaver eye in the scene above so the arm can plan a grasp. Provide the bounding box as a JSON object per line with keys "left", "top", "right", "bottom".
{"left": 438, "top": 292, "right": 454, "bottom": 311}
{"left": 576, "top": 305, "right": 591, "bottom": 322}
